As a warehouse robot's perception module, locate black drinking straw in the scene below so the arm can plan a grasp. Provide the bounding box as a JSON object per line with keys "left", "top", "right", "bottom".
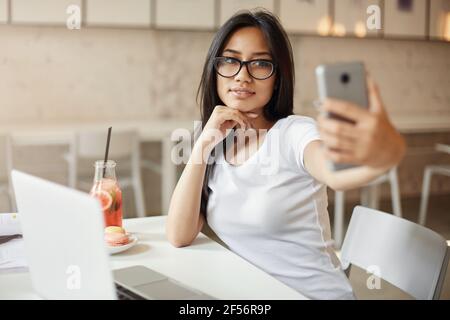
{"left": 103, "top": 127, "right": 112, "bottom": 178}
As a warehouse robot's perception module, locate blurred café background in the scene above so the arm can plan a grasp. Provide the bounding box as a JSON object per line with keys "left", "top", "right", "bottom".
{"left": 0, "top": 0, "right": 449, "bottom": 255}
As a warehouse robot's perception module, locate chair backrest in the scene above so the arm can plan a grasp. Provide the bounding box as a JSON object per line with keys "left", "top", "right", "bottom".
{"left": 0, "top": 135, "right": 9, "bottom": 182}
{"left": 75, "top": 130, "right": 138, "bottom": 159}
{"left": 341, "top": 206, "right": 449, "bottom": 300}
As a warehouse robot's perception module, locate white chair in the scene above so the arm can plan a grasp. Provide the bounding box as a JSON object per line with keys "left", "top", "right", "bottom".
{"left": 333, "top": 167, "right": 402, "bottom": 248}
{"left": 66, "top": 130, "right": 146, "bottom": 218}
{"left": 341, "top": 206, "right": 449, "bottom": 300}
{"left": 5, "top": 134, "right": 49, "bottom": 213}
{"left": 419, "top": 144, "right": 450, "bottom": 226}
{"left": 0, "top": 135, "right": 15, "bottom": 212}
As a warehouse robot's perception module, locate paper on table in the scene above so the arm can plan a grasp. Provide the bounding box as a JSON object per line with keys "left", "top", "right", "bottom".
{"left": 0, "top": 213, "right": 21, "bottom": 236}
{"left": 0, "top": 238, "right": 27, "bottom": 271}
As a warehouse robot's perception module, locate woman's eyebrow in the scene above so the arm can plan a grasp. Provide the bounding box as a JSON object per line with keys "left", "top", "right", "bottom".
{"left": 222, "top": 49, "right": 272, "bottom": 57}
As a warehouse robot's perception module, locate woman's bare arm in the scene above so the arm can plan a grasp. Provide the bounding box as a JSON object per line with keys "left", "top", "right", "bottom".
{"left": 166, "top": 106, "right": 257, "bottom": 247}
{"left": 304, "top": 140, "right": 402, "bottom": 191}
{"left": 166, "top": 140, "right": 210, "bottom": 247}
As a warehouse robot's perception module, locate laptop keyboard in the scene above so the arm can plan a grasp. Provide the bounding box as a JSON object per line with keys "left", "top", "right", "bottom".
{"left": 115, "top": 283, "right": 146, "bottom": 300}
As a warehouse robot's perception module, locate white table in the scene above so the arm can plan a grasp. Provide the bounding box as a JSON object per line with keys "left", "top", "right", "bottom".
{"left": 0, "top": 216, "right": 307, "bottom": 300}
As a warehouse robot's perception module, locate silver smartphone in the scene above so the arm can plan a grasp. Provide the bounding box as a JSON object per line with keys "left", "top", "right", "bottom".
{"left": 315, "top": 61, "right": 369, "bottom": 171}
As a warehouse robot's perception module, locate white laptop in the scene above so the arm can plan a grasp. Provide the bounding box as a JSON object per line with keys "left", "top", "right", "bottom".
{"left": 11, "top": 170, "right": 214, "bottom": 300}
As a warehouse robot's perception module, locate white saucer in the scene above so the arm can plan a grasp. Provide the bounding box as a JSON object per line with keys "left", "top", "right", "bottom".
{"left": 107, "top": 234, "right": 138, "bottom": 255}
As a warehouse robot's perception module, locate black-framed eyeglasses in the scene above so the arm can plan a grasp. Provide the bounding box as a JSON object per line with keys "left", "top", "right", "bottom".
{"left": 213, "top": 56, "right": 276, "bottom": 80}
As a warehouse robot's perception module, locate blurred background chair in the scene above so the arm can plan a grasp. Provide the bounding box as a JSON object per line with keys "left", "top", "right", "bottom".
{"left": 5, "top": 134, "right": 60, "bottom": 213}
{"left": 333, "top": 167, "right": 402, "bottom": 248}
{"left": 0, "top": 135, "right": 15, "bottom": 212}
{"left": 65, "top": 130, "right": 146, "bottom": 218}
{"left": 341, "top": 206, "right": 449, "bottom": 300}
{"left": 419, "top": 144, "right": 450, "bottom": 226}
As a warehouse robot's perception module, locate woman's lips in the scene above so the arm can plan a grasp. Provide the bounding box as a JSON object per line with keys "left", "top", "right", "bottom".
{"left": 229, "top": 88, "right": 255, "bottom": 99}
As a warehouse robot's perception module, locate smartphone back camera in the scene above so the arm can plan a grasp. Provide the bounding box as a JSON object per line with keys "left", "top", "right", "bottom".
{"left": 341, "top": 73, "right": 350, "bottom": 84}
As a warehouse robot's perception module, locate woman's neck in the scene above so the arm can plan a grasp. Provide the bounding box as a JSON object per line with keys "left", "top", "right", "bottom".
{"left": 248, "top": 111, "right": 276, "bottom": 131}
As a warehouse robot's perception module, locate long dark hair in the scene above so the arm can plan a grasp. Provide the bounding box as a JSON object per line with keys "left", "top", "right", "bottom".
{"left": 197, "top": 9, "right": 295, "bottom": 217}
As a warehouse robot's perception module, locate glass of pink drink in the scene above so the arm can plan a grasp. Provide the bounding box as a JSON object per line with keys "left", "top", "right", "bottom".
{"left": 90, "top": 160, "right": 123, "bottom": 227}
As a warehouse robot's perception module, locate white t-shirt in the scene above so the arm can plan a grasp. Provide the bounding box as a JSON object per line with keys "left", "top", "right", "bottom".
{"left": 206, "top": 115, "right": 355, "bottom": 300}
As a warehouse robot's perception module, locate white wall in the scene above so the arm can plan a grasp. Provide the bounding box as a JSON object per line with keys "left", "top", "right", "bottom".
{"left": 0, "top": 26, "right": 449, "bottom": 125}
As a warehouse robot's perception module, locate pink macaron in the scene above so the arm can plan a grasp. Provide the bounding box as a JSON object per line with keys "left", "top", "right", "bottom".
{"left": 104, "top": 232, "right": 130, "bottom": 246}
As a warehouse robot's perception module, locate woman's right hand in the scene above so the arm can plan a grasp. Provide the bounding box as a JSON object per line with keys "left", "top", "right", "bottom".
{"left": 198, "top": 105, "right": 259, "bottom": 150}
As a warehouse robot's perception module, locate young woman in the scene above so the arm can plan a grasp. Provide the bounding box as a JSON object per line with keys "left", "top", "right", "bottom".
{"left": 166, "top": 10, "right": 405, "bottom": 300}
